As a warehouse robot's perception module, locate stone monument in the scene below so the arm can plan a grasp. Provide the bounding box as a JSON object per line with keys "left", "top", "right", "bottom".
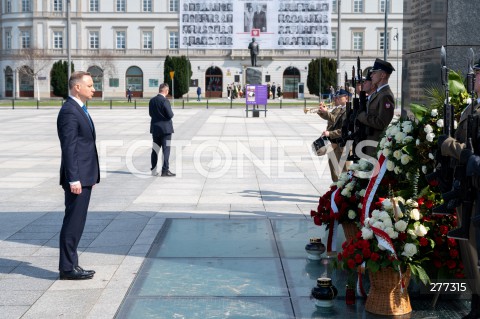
{"left": 402, "top": 0, "right": 480, "bottom": 115}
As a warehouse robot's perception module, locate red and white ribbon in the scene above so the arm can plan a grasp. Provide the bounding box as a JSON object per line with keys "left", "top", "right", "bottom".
{"left": 361, "top": 154, "right": 388, "bottom": 224}
{"left": 326, "top": 188, "right": 340, "bottom": 252}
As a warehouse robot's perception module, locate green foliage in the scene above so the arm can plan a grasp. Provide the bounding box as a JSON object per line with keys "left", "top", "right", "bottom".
{"left": 50, "top": 60, "right": 74, "bottom": 99}
{"left": 163, "top": 55, "right": 192, "bottom": 98}
{"left": 306, "top": 58, "right": 337, "bottom": 96}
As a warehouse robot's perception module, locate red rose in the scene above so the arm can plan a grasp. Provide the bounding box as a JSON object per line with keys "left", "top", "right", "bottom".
{"left": 370, "top": 252, "right": 380, "bottom": 261}
{"left": 417, "top": 197, "right": 425, "bottom": 205}
{"left": 356, "top": 231, "right": 362, "bottom": 239}
{"left": 439, "top": 225, "right": 449, "bottom": 235}
{"left": 433, "top": 259, "right": 442, "bottom": 268}
{"left": 362, "top": 248, "right": 371, "bottom": 259}
{"left": 355, "top": 253, "right": 363, "bottom": 264}
{"left": 419, "top": 237, "right": 429, "bottom": 247}
{"left": 435, "top": 236, "right": 444, "bottom": 245}
{"left": 429, "top": 179, "right": 439, "bottom": 187}
{"left": 425, "top": 200, "right": 434, "bottom": 209}
{"left": 446, "top": 260, "right": 456, "bottom": 269}
{"left": 454, "top": 273, "right": 465, "bottom": 279}
{"left": 398, "top": 232, "right": 407, "bottom": 241}
{"left": 347, "top": 259, "right": 356, "bottom": 269}
{"left": 313, "top": 216, "right": 322, "bottom": 226}
{"left": 337, "top": 253, "right": 343, "bottom": 261}
{"left": 449, "top": 249, "right": 459, "bottom": 259}
{"left": 310, "top": 210, "right": 317, "bottom": 217}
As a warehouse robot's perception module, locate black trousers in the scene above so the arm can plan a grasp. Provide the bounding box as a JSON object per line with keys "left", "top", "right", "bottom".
{"left": 151, "top": 134, "right": 172, "bottom": 172}
{"left": 59, "top": 186, "right": 92, "bottom": 271}
{"left": 251, "top": 54, "right": 257, "bottom": 67}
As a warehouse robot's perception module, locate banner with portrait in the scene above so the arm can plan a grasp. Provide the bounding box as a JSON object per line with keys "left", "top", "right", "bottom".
{"left": 180, "top": 0, "right": 332, "bottom": 50}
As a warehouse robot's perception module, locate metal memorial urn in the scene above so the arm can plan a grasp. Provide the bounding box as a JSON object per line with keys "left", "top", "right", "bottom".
{"left": 311, "top": 277, "right": 338, "bottom": 308}
{"left": 305, "top": 237, "right": 326, "bottom": 260}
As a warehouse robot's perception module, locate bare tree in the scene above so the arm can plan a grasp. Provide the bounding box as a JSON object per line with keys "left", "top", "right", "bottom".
{"left": 87, "top": 50, "right": 118, "bottom": 101}
{"left": 15, "top": 48, "right": 52, "bottom": 101}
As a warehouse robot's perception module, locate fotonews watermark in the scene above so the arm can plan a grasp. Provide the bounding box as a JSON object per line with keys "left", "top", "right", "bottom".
{"left": 97, "top": 138, "right": 380, "bottom": 179}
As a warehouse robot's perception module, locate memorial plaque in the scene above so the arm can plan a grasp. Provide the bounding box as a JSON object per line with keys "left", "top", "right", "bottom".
{"left": 246, "top": 68, "right": 262, "bottom": 85}
{"left": 402, "top": 0, "right": 480, "bottom": 116}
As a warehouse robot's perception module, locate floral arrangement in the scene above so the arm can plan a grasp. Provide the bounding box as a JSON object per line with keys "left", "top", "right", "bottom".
{"left": 310, "top": 160, "right": 373, "bottom": 229}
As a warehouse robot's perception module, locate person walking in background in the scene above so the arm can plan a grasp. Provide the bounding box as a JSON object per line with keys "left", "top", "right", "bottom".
{"left": 227, "top": 84, "right": 232, "bottom": 99}
{"left": 271, "top": 82, "right": 276, "bottom": 99}
{"left": 57, "top": 71, "right": 99, "bottom": 280}
{"left": 149, "top": 83, "right": 176, "bottom": 177}
{"left": 277, "top": 85, "right": 282, "bottom": 99}
{"left": 126, "top": 87, "right": 132, "bottom": 102}
{"left": 196, "top": 86, "right": 202, "bottom": 101}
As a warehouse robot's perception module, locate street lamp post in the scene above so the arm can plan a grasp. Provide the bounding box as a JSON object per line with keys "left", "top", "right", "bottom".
{"left": 319, "top": 44, "right": 322, "bottom": 102}
{"left": 393, "top": 28, "right": 399, "bottom": 106}
{"left": 66, "top": 0, "right": 71, "bottom": 82}
{"left": 186, "top": 41, "right": 190, "bottom": 102}
{"left": 383, "top": 0, "right": 389, "bottom": 61}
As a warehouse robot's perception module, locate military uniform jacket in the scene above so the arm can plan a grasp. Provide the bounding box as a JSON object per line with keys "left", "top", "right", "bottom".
{"left": 356, "top": 85, "right": 395, "bottom": 142}
{"left": 441, "top": 101, "right": 480, "bottom": 160}
{"left": 318, "top": 105, "right": 347, "bottom": 141}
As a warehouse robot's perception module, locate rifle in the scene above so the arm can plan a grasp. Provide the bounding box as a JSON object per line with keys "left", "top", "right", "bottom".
{"left": 427, "top": 47, "right": 455, "bottom": 213}
{"left": 447, "top": 48, "right": 478, "bottom": 240}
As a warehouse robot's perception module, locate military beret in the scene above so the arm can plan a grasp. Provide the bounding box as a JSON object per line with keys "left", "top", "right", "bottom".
{"left": 364, "top": 67, "right": 373, "bottom": 81}
{"left": 371, "top": 58, "right": 395, "bottom": 74}
{"left": 336, "top": 89, "right": 351, "bottom": 97}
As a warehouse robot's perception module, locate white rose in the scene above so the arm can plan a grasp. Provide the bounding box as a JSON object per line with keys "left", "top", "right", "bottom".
{"left": 379, "top": 211, "right": 390, "bottom": 221}
{"left": 422, "top": 165, "right": 427, "bottom": 174}
{"left": 407, "top": 229, "right": 417, "bottom": 239}
{"left": 402, "top": 243, "right": 418, "bottom": 258}
{"left": 400, "top": 154, "right": 411, "bottom": 165}
{"left": 364, "top": 217, "right": 371, "bottom": 227}
{"left": 466, "top": 98, "right": 472, "bottom": 105}
{"left": 372, "top": 221, "right": 385, "bottom": 230}
{"left": 394, "top": 166, "right": 402, "bottom": 174}
{"left": 406, "top": 199, "right": 419, "bottom": 207}
{"left": 386, "top": 160, "right": 395, "bottom": 171}
{"left": 395, "top": 220, "right": 408, "bottom": 232}
{"left": 379, "top": 137, "right": 386, "bottom": 148}
{"left": 402, "top": 121, "right": 413, "bottom": 133}
{"left": 385, "top": 227, "right": 398, "bottom": 239}
{"left": 361, "top": 227, "right": 374, "bottom": 240}
{"left": 372, "top": 210, "right": 380, "bottom": 219}
{"left": 348, "top": 209, "right": 356, "bottom": 220}
{"left": 358, "top": 203, "right": 363, "bottom": 209}
{"left": 388, "top": 126, "right": 399, "bottom": 136}
{"left": 454, "top": 120, "right": 458, "bottom": 129}
{"left": 431, "top": 109, "right": 438, "bottom": 117}
{"left": 426, "top": 132, "right": 435, "bottom": 142}
{"left": 341, "top": 188, "right": 351, "bottom": 197}
{"left": 383, "top": 218, "right": 393, "bottom": 228}
{"left": 382, "top": 148, "right": 391, "bottom": 157}
{"left": 359, "top": 189, "right": 366, "bottom": 197}
{"left": 382, "top": 198, "right": 392, "bottom": 210}
{"left": 410, "top": 208, "right": 421, "bottom": 220}
{"left": 428, "top": 153, "right": 435, "bottom": 160}
{"left": 384, "top": 139, "right": 392, "bottom": 147}
{"left": 424, "top": 124, "right": 433, "bottom": 134}
{"left": 416, "top": 139, "right": 420, "bottom": 146}
{"left": 395, "top": 132, "right": 407, "bottom": 143}
{"left": 436, "top": 119, "right": 444, "bottom": 128}
{"left": 414, "top": 224, "right": 428, "bottom": 237}
{"left": 403, "top": 136, "right": 414, "bottom": 143}
{"left": 393, "top": 150, "right": 403, "bottom": 160}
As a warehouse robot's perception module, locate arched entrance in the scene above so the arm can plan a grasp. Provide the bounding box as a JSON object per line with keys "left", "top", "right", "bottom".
{"left": 4, "top": 66, "right": 13, "bottom": 97}
{"left": 18, "top": 66, "right": 34, "bottom": 98}
{"left": 88, "top": 65, "right": 103, "bottom": 98}
{"left": 126, "top": 66, "right": 143, "bottom": 98}
{"left": 205, "top": 66, "right": 222, "bottom": 98}
{"left": 282, "top": 67, "right": 300, "bottom": 99}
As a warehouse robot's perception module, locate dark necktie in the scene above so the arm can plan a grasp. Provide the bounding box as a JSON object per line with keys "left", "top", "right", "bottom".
{"left": 81, "top": 105, "right": 94, "bottom": 131}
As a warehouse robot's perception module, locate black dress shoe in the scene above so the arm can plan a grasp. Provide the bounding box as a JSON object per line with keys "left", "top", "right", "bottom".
{"left": 60, "top": 268, "right": 94, "bottom": 280}
{"left": 75, "top": 265, "right": 95, "bottom": 276}
{"left": 161, "top": 170, "right": 176, "bottom": 177}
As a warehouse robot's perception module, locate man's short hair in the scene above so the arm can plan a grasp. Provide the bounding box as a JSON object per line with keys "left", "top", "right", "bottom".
{"left": 69, "top": 71, "right": 91, "bottom": 89}
{"left": 159, "top": 83, "right": 169, "bottom": 92}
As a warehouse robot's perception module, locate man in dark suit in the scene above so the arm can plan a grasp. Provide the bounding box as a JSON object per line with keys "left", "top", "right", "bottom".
{"left": 57, "top": 71, "right": 99, "bottom": 280}
{"left": 149, "top": 83, "right": 175, "bottom": 177}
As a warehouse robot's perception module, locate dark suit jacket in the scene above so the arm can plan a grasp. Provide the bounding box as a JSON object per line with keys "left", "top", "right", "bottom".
{"left": 57, "top": 97, "right": 100, "bottom": 187}
{"left": 253, "top": 11, "right": 266, "bottom": 30}
{"left": 149, "top": 94, "right": 174, "bottom": 136}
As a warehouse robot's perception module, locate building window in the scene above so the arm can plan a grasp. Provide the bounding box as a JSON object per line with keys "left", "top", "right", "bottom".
{"left": 5, "top": 30, "right": 12, "bottom": 49}
{"left": 380, "top": 0, "right": 392, "bottom": 13}
{"left": 332, "top": 0, "right": 337, "bottom": 13}
{"left": 53, "top": 0, "right": 63, "bottom": 12}
{"left": 22, "top": 0, "right": 31, "bottom": 12}
{"left": 379, "top": 32, "right": 390, "bottom": 50}
{"left": 353, "top": 0, "right": 363, "bottom": 13}
{"left": 116, "top": 31, "right": 126, "bottom": 49}
{"left": 143, "top": 31, "right": 152, "bottom": 49}
{"left": 109, "top": 78, "right": 119, "bottom": 87}
{"left": 6, "top": 0, "right": 12, "bottom": 12}
{"left": 353, "top": 31, "right": 363, "bottom": 50}
{"left": 169, "top": 31, "right": 179, "bottom": 49}
{"left": 169, "top": 0, "right": 179, "bottom": 12}
{"left": 21, "top": 30, "right": 31, "bottom": 48}
{"left": 116, "top": 0, "right": 126, "bottom": 12}
{"left": 89, "top": 0, "right": 99, "bottom": 12}
{"left": 89, "top": 31, "right": 99, "bottom": 49}
{"left": 53, "top": 31, "right": 63, "bottom": 49}
{"left": 331, "top": 31, "right": 337, "bottom": 51}
{"left": 143, "top": 0, "right": 152, "bottom": 12}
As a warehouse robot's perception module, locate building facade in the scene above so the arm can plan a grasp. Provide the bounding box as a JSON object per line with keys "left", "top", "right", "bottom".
{"left": 0, "top": 0, "right": 403, "bottom": 100}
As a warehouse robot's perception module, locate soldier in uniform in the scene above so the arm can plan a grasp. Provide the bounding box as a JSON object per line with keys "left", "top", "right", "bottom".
{"left": 356, "top": 58, "right": 395, "bottom": 158}
{"left": 440, "top": 59, "right": 480, "bottom": 319}
{"left": 317, "top": 89, "right": 350, "bottom": 182}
